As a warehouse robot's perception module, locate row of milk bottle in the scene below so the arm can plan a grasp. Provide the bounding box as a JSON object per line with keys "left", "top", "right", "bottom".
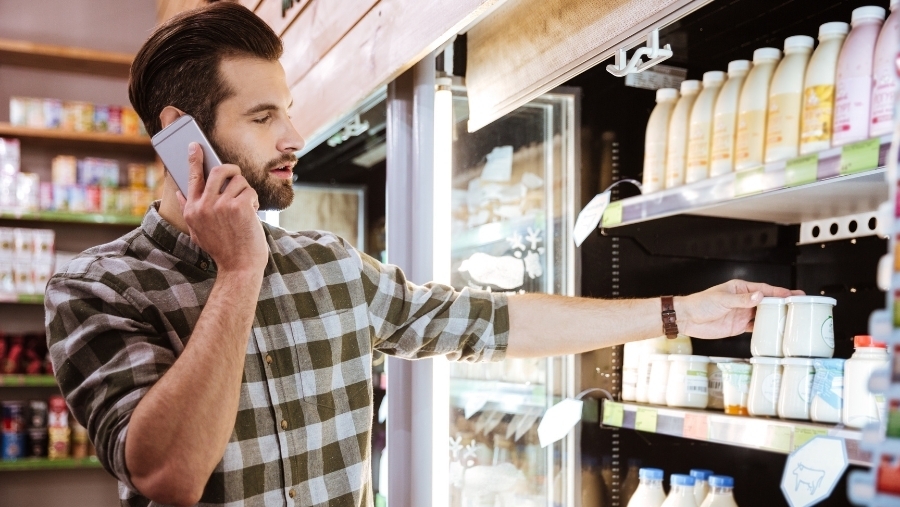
{"left": 643, "top": 2, "right": 900, "bottom": 193}
{"left": 627, "top": 468, "right": 739, "bottom": 507}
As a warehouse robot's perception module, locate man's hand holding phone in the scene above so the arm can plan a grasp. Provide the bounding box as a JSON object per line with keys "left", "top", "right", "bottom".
{"left": 176, "top": 142, "right": 268, "bottom": 276}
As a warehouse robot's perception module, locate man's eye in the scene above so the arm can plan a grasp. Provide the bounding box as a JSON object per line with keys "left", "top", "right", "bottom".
{"left": 253, "top": 115, "right": 271, "bottom": 124}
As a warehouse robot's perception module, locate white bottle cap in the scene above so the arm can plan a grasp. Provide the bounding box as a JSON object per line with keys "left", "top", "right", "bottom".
{"left": 819, "top": 21, "right": 850, "bottom": 39}
{"left": 852, "top": 6, "right": 886, "bottom": 23}
{"left": 784, "top": 35, "right": 814, "bottom": 51}
{"left": 680, "top": 79, "right": 701, "bottom": 94}
{"left": 702, "top": 71, "right": 726, "bottom": 86}
{"left": 753, "top": 47, "right": 782, "bottom": 63}
{"left": 656, "top": 88, "right": 678, "bottom": 102}
{"left": 727, "top": 60, "right": 751, "bottom": 75}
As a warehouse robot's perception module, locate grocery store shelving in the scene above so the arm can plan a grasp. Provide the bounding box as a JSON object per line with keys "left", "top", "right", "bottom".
{"left": 602, "top": 136, "right": 891, "bottom": 228}
{"left": 0, "top": 294, "right": 44, "bottom": 304}
{"left": 0, "top": 38, "right": 132, "bottom": 78}
{"left": 0, "top": 123, "right": 153, "bottom": 156}
{"left": 450, "top": 378, "right": 548, "bottom": 416}
{"left": 0, "top": 375, "right": 57, "bottom": 387}
{"left": 0, "top": 209, "right": 142, "bottom": 226}
{"left": 0, "top": 457, "right": 102, "bottom": 472}
{"left": 602, "top": 400, "right": 868, "bottom": 466}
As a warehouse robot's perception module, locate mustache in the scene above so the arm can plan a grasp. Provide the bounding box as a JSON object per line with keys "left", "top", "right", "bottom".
{"left": 267, "top": 153, "right": 298, "bottom": 170}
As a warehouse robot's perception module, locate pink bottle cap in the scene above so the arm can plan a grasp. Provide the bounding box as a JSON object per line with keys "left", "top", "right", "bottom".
{"left": 852, "top": 6, "right": 886, "bottom": 24}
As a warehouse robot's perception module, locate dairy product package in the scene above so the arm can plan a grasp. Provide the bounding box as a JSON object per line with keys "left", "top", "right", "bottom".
{"left": 686, "top": 71, "right": 726, "bottom": 183}
{"left": 801, "top": 22, "right": 850, "bottom": 154}
{"left": 834, "top": 6, "right": 886, "bottom": 146}
{"left": 735, "top": 48, "right": 782, "bottom": 170}
{"left": 765, "top": 36, "right": 814, "bottom": 162}
{"left": 665, "top": 80, "right": 701, "bottom": 188}
{"left": 870, "top": 0, "right": 900, "bottom": 136}
{"left": 643, "top": 88, "right": 679, "bottom": 193}
{"left": 710, "top": 60, "right": 751, "bottom": 176}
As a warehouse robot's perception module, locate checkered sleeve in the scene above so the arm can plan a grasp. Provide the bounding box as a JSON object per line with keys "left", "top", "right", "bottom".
{"left": 350, "top": 246, "right": 509, "bottom": 362}
{"left": 45, "top": 271, "right": 175, "bottom": 491}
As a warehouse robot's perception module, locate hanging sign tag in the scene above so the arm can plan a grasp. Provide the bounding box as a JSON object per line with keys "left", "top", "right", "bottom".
{"left": 537, "top": 398, "right": 584, "bottom": 447}
{"left": 573, "top": 191, "right": 611, "bottom": 247}
{"left": 781, "top": 436, "right": 848, "bottom": 507}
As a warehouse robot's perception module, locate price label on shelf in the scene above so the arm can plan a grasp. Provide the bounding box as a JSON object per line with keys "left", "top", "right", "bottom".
{"left": 840, "top": 138, "right": 880, "bottom": 175}
{"left": 793, "top": 427, "right": 828, "bottom": 451}
{"left": 765, "top": 425, "right": 793, "bottom": 453}
{"left": 734, "top": 168, "right": 766, "bottom": 197}
{"left": 635, "top": 407, "right": 658, "bottom": 433}
{"left": 785, "top": 154, "right": 819, "bottom": 187}
{"left": 602, "top": 201, "right": 623, "bottom": 228}
{"left": 683, "top": 413, "right": 709, "bottom": 440}
{"left": 602, "top": 401, "right": 624, "bottom": 427}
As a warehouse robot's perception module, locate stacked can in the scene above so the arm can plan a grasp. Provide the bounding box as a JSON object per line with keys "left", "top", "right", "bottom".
{"left": 27, "top": 400, "right": 48, "bottom": 457}
{"left": 48, "top": 395, "right": 70, "bottom": 460}
{"left": 2, "top": 401, "right": 26, "bottom": 460}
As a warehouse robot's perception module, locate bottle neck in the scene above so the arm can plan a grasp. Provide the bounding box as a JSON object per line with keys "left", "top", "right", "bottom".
{"left": 640, "top": 478, "right": 663, "bottom": 489}
{"left": 710, "top": 486, "right": 734, "bottom": 496}
{"left": 670, "top": 484, "right": 694, "bottom": 495}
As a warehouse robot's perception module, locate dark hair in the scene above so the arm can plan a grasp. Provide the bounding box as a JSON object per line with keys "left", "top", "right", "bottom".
{"left": 128, "top": 2, "right": 283, "bottom": 136}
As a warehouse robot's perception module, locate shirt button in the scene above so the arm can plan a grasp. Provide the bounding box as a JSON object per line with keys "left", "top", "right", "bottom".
{"left": 289, "top": 488, "right": 296, "bottom": 498}
{"left": 265, "top": 355, "right": 273, "bottom": 365}
{"left": 281, "top": 420, "right": 288, "bottom": 430}
{"left": 199, "top": 260, "right": 209, "bottom": 270}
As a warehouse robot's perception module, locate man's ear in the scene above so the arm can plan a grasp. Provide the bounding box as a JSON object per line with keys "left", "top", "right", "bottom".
{"left": 159, "top": 106, "right": 185, "bottom": 130}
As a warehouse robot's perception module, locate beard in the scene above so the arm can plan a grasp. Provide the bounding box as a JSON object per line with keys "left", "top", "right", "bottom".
{"left": 208, "top": 135, "right": 297, "bottom": 211}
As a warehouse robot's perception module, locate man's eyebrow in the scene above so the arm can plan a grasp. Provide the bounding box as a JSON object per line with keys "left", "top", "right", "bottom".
{"left": 244, "top": 100, "right": 294, "bottom": 115}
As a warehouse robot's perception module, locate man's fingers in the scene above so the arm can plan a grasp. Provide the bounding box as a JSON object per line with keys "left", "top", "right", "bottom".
{"left": 186, "top": 142, "right": 205, "bottom": 201}
{"left": 176, "top": 190, "right": 187, "bottom": 212}
{"left": 204, "top": 164, "right": 241, "bottom": 197}
{"left": 727, "top": 290, "right": 764, "bottom": 309}
{"left": 733, "top": 280, "right": 793, "bottom": 298}
{"left": 790, "top": 289, "right": 806, "bottom": 295}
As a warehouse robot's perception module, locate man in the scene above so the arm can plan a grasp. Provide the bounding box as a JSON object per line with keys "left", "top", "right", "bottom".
{"left": 45, "top": 3, "right": 796, "bottom": 507}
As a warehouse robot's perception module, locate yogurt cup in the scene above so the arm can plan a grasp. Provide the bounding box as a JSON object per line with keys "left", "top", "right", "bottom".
{"left": 810, "top": 358, "right": 845, "bottom": 424}
{"left": 666, "top": 355, "right": 710, "bottom": 409}
{"left": 718, "top": 362, "right": 752, "bottom": 415}
{"left": 707, "top": 357, "right": 746, "bottom": 410}
{"left": 783, "top": 296, "right": 837, "bottom": 357}
{"left": 647, "top": 354, "right": 671, "bottom": 405}
{"left": 750, "top": 297, "right": 787, "bottom": 357}
{"left": 778, "top": 357, "right": 816, "bottom": 420}
{"left": 748, "top": 357, "right": 783, "bottom": 416}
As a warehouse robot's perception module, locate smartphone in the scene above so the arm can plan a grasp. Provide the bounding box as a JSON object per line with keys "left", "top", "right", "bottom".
{"left": 151, "top": 114, "right": 223, "bottom": 195}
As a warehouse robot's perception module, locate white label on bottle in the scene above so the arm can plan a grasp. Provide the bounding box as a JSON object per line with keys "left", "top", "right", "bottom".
{"left": 763, "top": 372, "right": 783, "bottom": 404}
{"left": 623, "top": 367, "right": 639, "bottom": 388}
{"left": 685, "top": 370, "right": 709, "bottom": 394}
{"left": 870, "top": 71, "right": 896, "bottom": 136}
{"left": 833, "top": 75, "right": 873, "bottom": 144}
{"left": 821, "top": 316, "right": 835, "bottom": 349}
{"left": 799, "top": 368, "right": 815, "bottom": 403}
{"left": 709, "top": 370, "right": 724, "bottom": 399}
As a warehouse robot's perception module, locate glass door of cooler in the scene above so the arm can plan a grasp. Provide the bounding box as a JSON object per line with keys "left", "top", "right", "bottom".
{"left": 444, "top": 87, "right": 579, "bottom": 507}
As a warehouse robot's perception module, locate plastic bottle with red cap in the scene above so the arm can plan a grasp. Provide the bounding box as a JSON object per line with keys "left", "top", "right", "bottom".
{"left": 842, "top": 334, "right": 889, "bottom": 428}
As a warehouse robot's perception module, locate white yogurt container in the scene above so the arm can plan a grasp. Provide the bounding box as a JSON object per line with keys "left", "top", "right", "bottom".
{"left": 637, "top": 337, "right": 669, "bottom": 403}
{"left": 748, "top": 357, "right": 783, "bottom": 417}
{"left": 782, "top": 296, "right": 836, "bottom": 357}
{"left": 707, "top": 357, "right": 746, "bottom": 410}
{"left": 718, "top": 362, "right": 752, "bottom": 415}
{"left": 843, "top": 335, "right": 889, "bottom": 428}
{"left": 750, "top": 297, "right": 787, "bottom": 357}
{"left": 810, "top": 358, "right": 845, "bottom": 424}
{"left": 666, "top": 355, "right": 710, "bottom": 408}
{"left": 648, "top": 354, "right": 672, "bottom": 405}
{"left": 778, "top": 357, "right": 816, "bottom": 420}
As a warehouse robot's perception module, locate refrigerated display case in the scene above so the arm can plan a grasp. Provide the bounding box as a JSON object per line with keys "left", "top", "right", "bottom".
{"left": 441, "top": 86, "right": 581, "bottom": 507}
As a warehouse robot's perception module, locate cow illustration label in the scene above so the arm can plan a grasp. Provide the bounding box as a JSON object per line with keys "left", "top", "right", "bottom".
{"left": 781, "top": 436, "right": 848, "bottom": 507}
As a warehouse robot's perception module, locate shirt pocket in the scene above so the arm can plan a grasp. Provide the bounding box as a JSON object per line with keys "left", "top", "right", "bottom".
{"left": 292, "top": 307, "right": 373, "bottom": 413}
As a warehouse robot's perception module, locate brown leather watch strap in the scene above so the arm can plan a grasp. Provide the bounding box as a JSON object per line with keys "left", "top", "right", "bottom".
{"left": 661, "top": 296, "right": 678, "bottom": 339}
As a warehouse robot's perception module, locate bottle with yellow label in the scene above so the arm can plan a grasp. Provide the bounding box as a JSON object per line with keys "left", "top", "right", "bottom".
{"left": 686, "top": 71, "right": 726, "bottom": 184}
{"left": 800, "top": 22, "right": 850, "bottom": 154}
{"left": 765, "top": 35, "right": 814, "bottom": 163}
{"left": 710, "top": 60, "right": 751, "bottom": 176}
{"left": 665, "top": 80, "right": 701, "bottom": 188}
{"left": 735, "top": 48, "right": 782, "bottom": 171}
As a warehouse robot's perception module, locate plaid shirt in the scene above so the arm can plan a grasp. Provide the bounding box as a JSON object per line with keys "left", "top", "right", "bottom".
{"left": 45, "top": 203, "right": 509, "bottom": 506}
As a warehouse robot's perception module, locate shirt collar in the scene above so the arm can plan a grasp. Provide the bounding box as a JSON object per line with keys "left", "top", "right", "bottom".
{"left": 141, "top": 201, "right": 213, "bottom": 269}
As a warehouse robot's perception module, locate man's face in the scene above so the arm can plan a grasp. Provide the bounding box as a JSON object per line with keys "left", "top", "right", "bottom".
{"left": 209, "top": 57, "right": 304, "bottom": 211}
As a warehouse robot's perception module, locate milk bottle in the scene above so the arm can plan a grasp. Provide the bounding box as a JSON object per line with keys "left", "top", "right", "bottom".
{"left": 765, "top": 36, "right": 814, "bottom": 162}
{"left": 626, "top": 468, "right": 666, "bottom": 507}
{"left": 800, "top": 22, "right": 850, "bottom": 154}
{"left": 690, "top": 469, "right": 714, "bottom": 505}
{"left": 735, "top": 48, "right": 782, "bottom": 171}
{"left": 700, "top": 475, "right": 739, "bottom": 507}
{"left": 834, "top": 6, "right": 886, "bottom": 146}
{"left": 711, "top": 60, "right": 751, "bottom": 176}
{"left": 643, "top": 88, "right": 679, "bottom": 193}
{"left": 662, "top": 474, "right": 698, "bottom": 507}
{"left": 665, "top": 80, "right": 701, "bottom": 188}
{"left": 870, "top": 0, "right": 900, "bottom": 137}
{"left": 686, "top": 71, "right": 726, "bottom": 183}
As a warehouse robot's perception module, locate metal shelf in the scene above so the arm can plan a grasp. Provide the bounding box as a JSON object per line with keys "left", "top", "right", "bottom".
{"left": 0, "top": 375, "right": 57, "bottom": 387}
{"left": 602, "top": 400, "right": 869, "bottom": 466}
{"left": 0, "top": 457, "right": 102, "bottom": 472}
{"left": 0, "top": 210, "right": 142, "bottom": 226}
{"left": 0, "top": 294, "right": 44, "bottom": 304}
{"left": 602, "top": 136, "right": 891, "bottom": 227}
{"left": 450, "top": 378, "right": 548, "bottom": 416}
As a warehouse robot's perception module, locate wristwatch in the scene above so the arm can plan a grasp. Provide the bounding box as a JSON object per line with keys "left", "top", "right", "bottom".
{"left": 661, "top": 296, "right": 678, "bottom": 339}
